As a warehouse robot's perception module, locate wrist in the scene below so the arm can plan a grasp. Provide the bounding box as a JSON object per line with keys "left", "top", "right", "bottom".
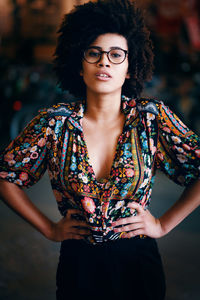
{"left": 42, "top": 220, "right": 57, "bottom": 241}
{"left": 158, "top": 217, "right": 170, "bottom": 237}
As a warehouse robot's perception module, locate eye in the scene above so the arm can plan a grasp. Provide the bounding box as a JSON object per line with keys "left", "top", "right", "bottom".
{"left": 87, "top": 49, "right": 100, "bottom": 57}
{"left": 110, "top": 50, "right": 123, "bottom": 58}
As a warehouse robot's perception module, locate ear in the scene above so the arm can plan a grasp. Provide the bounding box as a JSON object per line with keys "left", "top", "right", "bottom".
{"left": 126, "top": 72, "right": 130, "bottom": 79}
{"left": 80, "top": 70, "right": 83, "bottom": 76}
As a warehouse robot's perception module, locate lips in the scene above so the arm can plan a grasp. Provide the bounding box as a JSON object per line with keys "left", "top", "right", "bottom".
{"left": 95, "top": 71, "right": 112, "bottom": 79}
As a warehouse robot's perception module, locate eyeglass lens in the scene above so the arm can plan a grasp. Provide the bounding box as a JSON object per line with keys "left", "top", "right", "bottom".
{"left": 84, "top": 48, "right": 126, "bottom": 64}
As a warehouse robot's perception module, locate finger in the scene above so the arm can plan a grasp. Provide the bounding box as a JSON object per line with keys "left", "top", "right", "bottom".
{"left": 66, "top": 233, "right": 85, "bottom": 240}
{"left": 65, "top": 228, "right": 91, "bottom": 239}
{"left": 73, "top": 235, "right": 85, "bottom": 240}
{"left": 66, "top": 209, "right": 84, "bottom": 219}
{"left": 71, "top": 227, "right": 91, "bottom": 236}
{"left": 113, "top": 222, "right": 143, "bottom": 233}
{"left": 122, "top": 229, "right": 145, "bottom": 239}
{"left": 71, "top": 219, "right": 91, "bottom": 228}
{"left": 112, "top": 215, "right": 141, "bottom": 227}
{"left": 127, "top": 202, "right": 144, "bottom": 213}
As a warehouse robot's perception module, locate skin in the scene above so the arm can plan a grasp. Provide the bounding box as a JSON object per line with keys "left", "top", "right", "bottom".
{"left": 112, "top": 179, "right": 200, "bottom": 239}
{"left": 81, "top": 33, "right": 130, "bottom": 180}
{"left": 0, "top": 179, "right": 91, "bottom": 241}
{"left": 0, "top": 33, "right": 200, "bottom": 242}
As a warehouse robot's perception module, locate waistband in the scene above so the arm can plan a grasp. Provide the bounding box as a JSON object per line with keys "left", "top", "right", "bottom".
{"left": 60, "top": 235, "right": 154, "bottom": 254}
{"left": 83, "top": 232, "right": 148, "bottom": 246}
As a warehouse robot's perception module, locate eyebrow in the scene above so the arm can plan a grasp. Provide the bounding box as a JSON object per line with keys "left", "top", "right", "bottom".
{"left": 88, "top": 46, "right": 126, "bottom": 50}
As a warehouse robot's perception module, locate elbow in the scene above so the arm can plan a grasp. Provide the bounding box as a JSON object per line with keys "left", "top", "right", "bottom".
{"left": 0, "top": 179, "right": 21, "bottom": 197}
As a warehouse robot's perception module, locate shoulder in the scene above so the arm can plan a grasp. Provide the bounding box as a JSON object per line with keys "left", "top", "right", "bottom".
{"left": 138, "top": 97, "right": 192, "bottom": 136}
{"left": 136, "top": 97, "right": 185, "bottom": 129}
{"left": 37, "top": 101, "right": 84, "bottom": 133}
{"left": 136, "top": 97, "right": 163, "bottom": 116}
{"left": 39, "top": 101, "right": 79, "bottom": 118}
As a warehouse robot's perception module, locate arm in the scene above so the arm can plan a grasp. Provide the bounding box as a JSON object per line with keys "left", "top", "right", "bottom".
{"left": 112, "top": 179, "right": 200, "bottom": 238}
{"left": 0, "top": 180, "right": 91, "bottom": 242}
{"left": 158, "top": 178, "right": 200, "bottom": 235}
{"left": 112, "top": 101, "right": 200, "bottom": 238}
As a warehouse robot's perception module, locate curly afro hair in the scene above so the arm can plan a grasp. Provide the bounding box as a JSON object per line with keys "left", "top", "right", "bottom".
{"left": 53, "top": 0, "right": 154, "bottom": 98}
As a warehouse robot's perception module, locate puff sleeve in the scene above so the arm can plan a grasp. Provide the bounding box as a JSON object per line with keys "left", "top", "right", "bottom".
{"left": 0, "top": 110, "right": 49, "bottom": 188}
{"left": 155, "top": 102, "right": 200, "bottom": 186}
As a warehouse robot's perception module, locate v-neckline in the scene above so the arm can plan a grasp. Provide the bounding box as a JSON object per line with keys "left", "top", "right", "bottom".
{"left": 81, "top": 128, "right": 124, "bottom": 186}
{"left": 75, "top": 96, "right": 139, "bottom": 186}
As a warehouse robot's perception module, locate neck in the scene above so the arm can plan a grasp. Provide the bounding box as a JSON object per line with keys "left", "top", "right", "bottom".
{"left": 84, "top": 90, "right": 123, "bottom": 123}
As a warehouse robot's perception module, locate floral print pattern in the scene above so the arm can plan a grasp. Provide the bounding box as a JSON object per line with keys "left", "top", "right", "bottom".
{"left": 0, "top": 96, "right": 200, "bottom": 244}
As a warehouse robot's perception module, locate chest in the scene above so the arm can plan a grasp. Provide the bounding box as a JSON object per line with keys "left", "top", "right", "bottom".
{"left": 47, "top": 114, "right": 159, "bottom": 204}
{"left": 82, "top": 119, "right": 125, "bottom": 181}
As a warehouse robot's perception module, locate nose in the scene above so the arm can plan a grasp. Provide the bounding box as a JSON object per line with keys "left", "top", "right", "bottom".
{"left": 97, "top": 52, "right": 110, "bottom": 67}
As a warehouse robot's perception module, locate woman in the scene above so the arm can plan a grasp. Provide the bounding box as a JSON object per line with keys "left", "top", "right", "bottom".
{"left": 0, "top": 1, "right": 200, "bottom": 299}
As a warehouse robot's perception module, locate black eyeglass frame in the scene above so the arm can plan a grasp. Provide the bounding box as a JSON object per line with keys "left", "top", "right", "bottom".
{"left": 83, "top": 47, "right": 128, "bottom": 65}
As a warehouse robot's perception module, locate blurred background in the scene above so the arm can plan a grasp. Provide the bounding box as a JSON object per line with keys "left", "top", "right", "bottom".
{"left": 0, "top": 0, "right": 200, "bottom": 299}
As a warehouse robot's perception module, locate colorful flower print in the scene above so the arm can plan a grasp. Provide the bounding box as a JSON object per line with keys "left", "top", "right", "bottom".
{"left": 171, "top": 136, "right": 181, "bottom": 144}
{"left": 195, "top": 149, "right": 200, "bottom": 158}
{"left": 0, "top": 171, "right": 8, "bottom": 178}
{"left": 81, "top": 197, "right": 96, "bottom": 214}
{"left": 125, "top": 168, "right": 134, "bottom": 177}
{"left": 19, "top": 172, "right": 29, "bottom": 181}
{"left": 4, "top": 153, "right": 14, "bottom": 162}
{"left": 0, "top": 97, "right": 200, "bottom": 244}
{"left": 38, "top": 138, "right": 46, "bottom": 147}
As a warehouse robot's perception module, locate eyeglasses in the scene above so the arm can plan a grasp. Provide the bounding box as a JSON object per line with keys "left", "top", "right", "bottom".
{"left": 83, "top": 47, "right": 128, "bottom": 64}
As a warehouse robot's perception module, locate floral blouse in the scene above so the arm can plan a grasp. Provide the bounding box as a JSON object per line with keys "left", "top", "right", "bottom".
{"left": 0, "top": 96, "right": 200, "bottom": 244}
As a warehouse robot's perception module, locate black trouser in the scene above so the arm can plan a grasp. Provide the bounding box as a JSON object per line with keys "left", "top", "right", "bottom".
{"left": 56, "top": 236, "right": 166, "bottom": 300}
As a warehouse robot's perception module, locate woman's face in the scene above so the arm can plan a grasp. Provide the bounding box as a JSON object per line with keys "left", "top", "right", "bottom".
{"left": 81, "top": 33, "right": 130, "bottom": 97}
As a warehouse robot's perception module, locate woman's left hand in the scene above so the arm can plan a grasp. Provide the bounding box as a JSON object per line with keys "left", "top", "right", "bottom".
{"left": 111, "top": 202, "right": 165, "bottom": 239}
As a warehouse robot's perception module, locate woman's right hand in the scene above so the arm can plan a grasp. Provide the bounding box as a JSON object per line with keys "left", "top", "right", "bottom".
{"left": 0, "top": 180, "right": 91, "bottom": 242}
{"left": 49, "top": 209, "right": 91, "bottom": 242}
